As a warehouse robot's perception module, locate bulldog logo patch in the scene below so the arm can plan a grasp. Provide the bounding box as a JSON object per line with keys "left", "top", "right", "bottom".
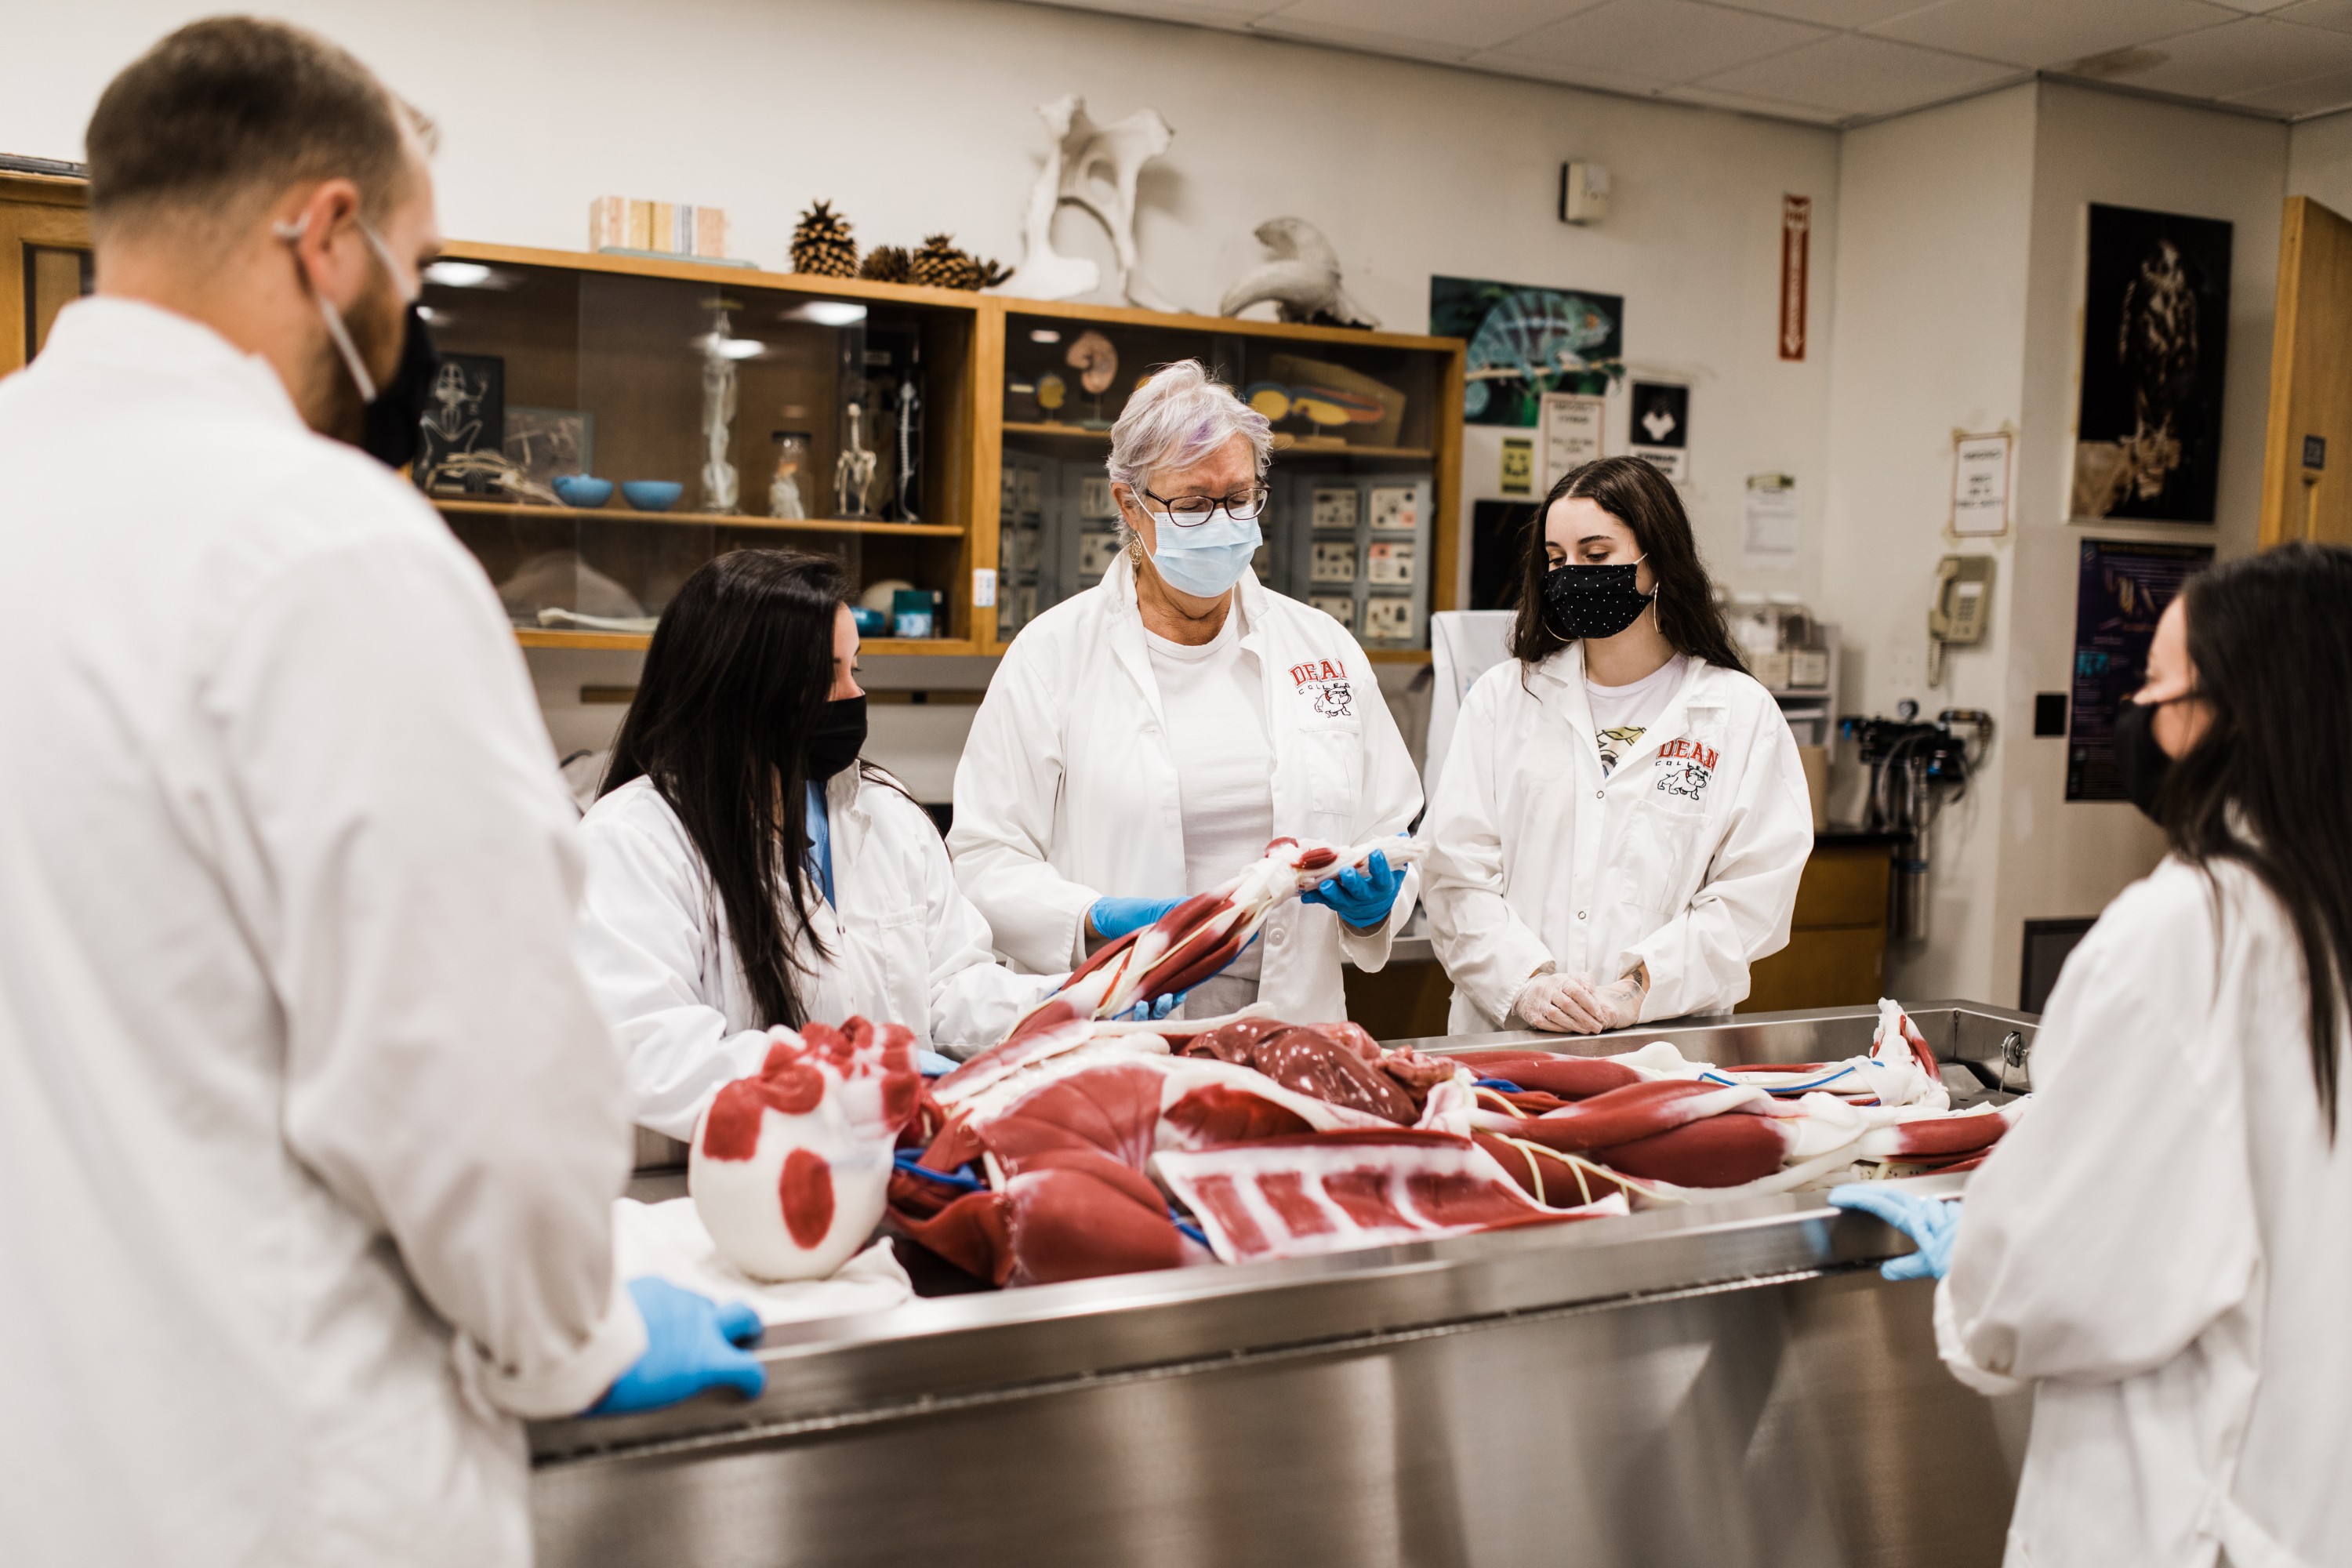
{"left": 1653, "top": 737, "right": 1719, "bottom": 804}
{"left": 1288, "top": 659, "right": 1355, "bottom": 720}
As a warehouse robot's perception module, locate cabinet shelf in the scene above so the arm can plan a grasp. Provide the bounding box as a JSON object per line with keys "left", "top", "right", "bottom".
{"left": 514, "top": 628, "right": 968, "bottom": 654}
{"left": 434, "top": 498, "right": 964, "bottom": 538}
{"left": 1000, "top": 421, "right": 1432, "bottom": 460}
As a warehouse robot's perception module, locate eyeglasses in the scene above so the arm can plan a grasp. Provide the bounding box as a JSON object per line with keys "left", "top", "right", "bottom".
{"left": 1140, "top": 483, "right": 1269, "bottom": 527}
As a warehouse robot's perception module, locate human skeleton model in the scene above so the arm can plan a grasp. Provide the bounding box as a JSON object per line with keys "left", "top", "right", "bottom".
{"left": 836, "top": 401, "right": 877, "bottom": 520}
{"left": 999, "top": 95, "right": 1174, "bottom": 310}
{"left": 701, "top": 308, "right": 740, "bottom": 514}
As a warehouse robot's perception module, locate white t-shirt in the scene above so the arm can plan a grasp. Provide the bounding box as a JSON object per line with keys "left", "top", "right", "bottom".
{"left": 1586, "top": 652, "right": 1688, "bottom": 775}
{"left": 1143, "top": 605, "right": 1272, "bottom": 1018}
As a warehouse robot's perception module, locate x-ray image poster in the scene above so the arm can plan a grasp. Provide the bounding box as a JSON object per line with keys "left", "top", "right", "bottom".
{"left": 2067, "top": 538, "right": 2212, "bottom": 801}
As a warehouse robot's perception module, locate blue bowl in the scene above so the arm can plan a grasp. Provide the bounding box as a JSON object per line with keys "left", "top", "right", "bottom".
{"left": 622, "top": 481, "right": 684, "bottom": 513}
{"left": 553, "top": 475, "right": 614, "bottom": 508}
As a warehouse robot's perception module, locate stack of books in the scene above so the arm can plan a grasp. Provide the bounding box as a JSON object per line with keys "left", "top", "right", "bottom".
{"left": 588, "top": 196, "right": 729, "bottom": 261}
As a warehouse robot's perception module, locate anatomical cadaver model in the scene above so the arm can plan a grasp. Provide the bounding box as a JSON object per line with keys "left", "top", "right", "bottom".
{"left": 997, "top": 94, "right": 1175, "bottom": 310}
{"left": 1219, "top": 217, "right": 1380, "bottom": 330}
{"left": 691, "top": 835, "right": 2024, "bottom": 1288}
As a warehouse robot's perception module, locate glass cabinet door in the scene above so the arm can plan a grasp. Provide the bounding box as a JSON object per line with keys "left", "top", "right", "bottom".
{"left": 419, "top": 252, "right": 975, "bottom": 647}
{"left": 996, "top": 310, "right": 1443, "bottom": 651}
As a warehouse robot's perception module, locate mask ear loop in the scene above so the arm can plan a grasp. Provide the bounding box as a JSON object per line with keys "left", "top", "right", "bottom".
{"left": 274, "top": 212, "right": 380, "bottom": 403}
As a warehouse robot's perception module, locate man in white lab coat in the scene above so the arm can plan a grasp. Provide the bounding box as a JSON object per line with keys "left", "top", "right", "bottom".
{"left": 0, "top": 20, "right": 755, "bottom": 1566}
{"left": 949, "top": 363, "right": 1422, "bottom": 1024}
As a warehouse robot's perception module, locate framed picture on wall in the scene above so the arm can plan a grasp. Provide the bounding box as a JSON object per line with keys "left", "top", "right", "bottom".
{"left": 1430, "top": 276, "right": 1624, "bottom": 428}
{"left": 2069, "top": 203, "right": 2232, "bottom": 524}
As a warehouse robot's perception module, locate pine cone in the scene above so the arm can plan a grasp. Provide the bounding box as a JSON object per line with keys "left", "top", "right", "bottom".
{"left": 789, "top": 201, "right": 858, "bottom": 278}
{"left": 909, "top": 233, "right": 980, "bottom": 292}
{"left": 973, "top": 255, "right": 1013, "bottom": 290}
{"left": 858, "top": 245, "right": 910, "bottom": 284}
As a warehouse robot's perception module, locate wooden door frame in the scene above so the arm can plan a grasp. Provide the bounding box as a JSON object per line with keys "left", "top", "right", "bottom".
{"left": 1, "top": 171, "right": 93, "bottom": 376}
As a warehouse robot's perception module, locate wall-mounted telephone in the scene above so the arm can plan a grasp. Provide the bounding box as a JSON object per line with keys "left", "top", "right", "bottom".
{"left": 1927, "top": 554, "right": 1994, "bottom": 687}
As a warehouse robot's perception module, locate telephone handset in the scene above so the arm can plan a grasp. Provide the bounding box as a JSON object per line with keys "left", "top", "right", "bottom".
{"left": 1927, "top": 554, "right": 1994, "bottom": 686}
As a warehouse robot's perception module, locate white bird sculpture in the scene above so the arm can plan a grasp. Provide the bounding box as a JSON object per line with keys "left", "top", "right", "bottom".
{"left": 1218, "top": 218, "right": 1379, "bottom": 330}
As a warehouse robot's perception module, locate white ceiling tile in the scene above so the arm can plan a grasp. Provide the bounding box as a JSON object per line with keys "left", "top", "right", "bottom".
{"left": 2209, "top": 0, "right": 2302, "bottom": 10}
{"left": 2274, "top": 0, "right": 2352, "bottom": 33}
{"left": 1258, "top": 0, "right": 1596, "bottom": 52}
{"left": 1704, "top": 0, "right": 1939, "bottom": 25}
{"left": 2117, "top": 15, "right": 2352, "bottom": 96}
{"left": 1502, "top": 0, "right": 1833, "bottom": 84}
{"left": 1869, "top": 0, "right": 2240, "bottom": 70}
{"left": 1244, "top": 16, "right": 1483, "bottom": 61}
{"left": 1662, "top": 80, "right": 1850, "bottom": 120}
{"left": 2223, "top": 60, "right": 2352, "bottom": 107}
{"left": 1457, "top": 48, "right": 1676, "bottom": 94}
{"left": 1698, "top": 30, "right": 2021, "bottom": 114}
{"left": 1024, "top": 0, "right": 1284, "bottom": 24}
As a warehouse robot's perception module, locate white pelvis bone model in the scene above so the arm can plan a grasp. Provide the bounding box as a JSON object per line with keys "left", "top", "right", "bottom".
{"left": 1219, "top": 217, "right": 1380, "bottom": 330}
{"left": 997, "top": 94, "right": 1174, "bottom": 310}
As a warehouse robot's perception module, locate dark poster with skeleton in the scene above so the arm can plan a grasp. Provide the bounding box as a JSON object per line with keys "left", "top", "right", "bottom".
{"left": 2069, "top": 204, "right": 2232, "bottom": 524}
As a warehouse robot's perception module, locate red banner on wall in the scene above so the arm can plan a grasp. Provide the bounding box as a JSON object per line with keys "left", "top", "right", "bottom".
{"left": 1779, "top": 195, "right": 1811, "bottom": 361}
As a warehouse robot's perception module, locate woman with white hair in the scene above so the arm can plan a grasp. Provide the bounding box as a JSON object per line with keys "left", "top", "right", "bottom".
{"left": 949, "top": 361, "right": 1423, "bottom": 1023}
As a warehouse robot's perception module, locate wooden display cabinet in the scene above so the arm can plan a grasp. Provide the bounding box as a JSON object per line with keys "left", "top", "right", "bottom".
{"left": 420, "top": 242, "right": 986, "bottom": 655}
{"left": 985, "top": 297, "right": 1465, "bottom": 660}
{"left": 2, "top": 170, "right": 1467, "bottom": 662}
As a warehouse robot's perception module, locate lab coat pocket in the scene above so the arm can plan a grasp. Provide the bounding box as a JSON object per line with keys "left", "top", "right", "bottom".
{"left": 1617, "top": 800, "right": 1708, "bottom": 918}
{"left": 862, "top": 904, "right": 932, "bottom": 1038}
{"left": 1297, "top": 729, "right": 1363, "bottom": 839}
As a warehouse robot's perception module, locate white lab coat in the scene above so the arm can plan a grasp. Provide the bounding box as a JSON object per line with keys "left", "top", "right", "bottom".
{"left": 1421, "top": 644, "right": 1812, "bottom": 1032}
{"left": 1936, "top": 856, "right": 2351, "bottom": 1568}
{"left": 0, "top": 300, "right": 643, "bottom": 1566}
{"left": 949, "top": 557, "right": 1423, "bottom": 1023}
{"left": 578, "top": 771, "right": 1053, "bottom": 1138}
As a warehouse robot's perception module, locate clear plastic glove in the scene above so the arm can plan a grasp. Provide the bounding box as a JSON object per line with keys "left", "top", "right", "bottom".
{"left": 1089, "top": 896, "right": 1181, "bottom": 941}
{"left": 1116, "top": 989, "right": 1188, "bottom": 1023}
{"left": 1301, "top": 847, "right": 1403, "bottom": 931}
{"left": 1829, "top": 1184, "right": 1961, "bottom": 1282}
{"left": 1511, "top": 969, "right": 1642, "bottom": 1034}
{"left": 588, "top": 1277, "right": 768, "bottom": 1416}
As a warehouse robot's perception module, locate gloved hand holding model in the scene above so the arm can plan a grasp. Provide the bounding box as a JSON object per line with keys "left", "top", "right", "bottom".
{"left": 1300, "top": 845, "right": 1403, "bottom": 931}
{"left": 1089, "top": 896, "right": 1182, "bottom": 941}
{"left": 589, "top": 1277, "right": 769, "bottom": 1415}
{"left": 1828, "top": 1185, "right": 1960, "bottom": 1281}
{"left": 1512, "top": 966, "right": 1646, "bottom": 1034}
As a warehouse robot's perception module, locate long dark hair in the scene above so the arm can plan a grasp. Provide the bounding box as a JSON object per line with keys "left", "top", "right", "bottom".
{"left": 1508, "top": 456, "right": 1745, "bottom": 672}
{"left": 603, "top": 549, "right": 848, "bottom": 1030}
{"left": 2161, "top": 542, "right": 2352, "bottom": 1128}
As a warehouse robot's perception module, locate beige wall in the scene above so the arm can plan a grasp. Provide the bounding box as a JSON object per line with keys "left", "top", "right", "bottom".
{"left": 1817, "top": 80, "right": 2285, "bottom": 1006}
{"left": 1817, "top": 84, "right": 2039, "bottom": 1001}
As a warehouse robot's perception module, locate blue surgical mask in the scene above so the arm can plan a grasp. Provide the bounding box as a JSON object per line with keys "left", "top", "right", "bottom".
{"left": 1148, "top": 514, "right": 1262, "bottom": 597}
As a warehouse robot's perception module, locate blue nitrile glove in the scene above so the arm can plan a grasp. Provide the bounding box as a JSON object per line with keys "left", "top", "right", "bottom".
{"left": 1090, "top": 896, "right": 1181, "bottom": 940}
{"left": 1301, "top": 848, "right": 1402, "bottom": 931}
{"left": 588, "top": 1277, "right": 768, "bottom": 1415}
{"left": 916, "top": 1049, "right": 960, "bottom": 1077}
{"left": 1116, "top": 989, "right": 1189, "bottom": 1022}
{"left": 1829, "top": 1185, "right": 1962, "bottom": 1282}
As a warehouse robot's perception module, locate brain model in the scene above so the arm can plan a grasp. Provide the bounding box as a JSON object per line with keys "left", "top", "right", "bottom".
{"left": 691, "top": 1017, "right": 924, "bottom": 1281}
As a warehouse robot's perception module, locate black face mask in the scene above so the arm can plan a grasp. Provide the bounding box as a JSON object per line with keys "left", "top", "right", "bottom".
{"left": 805, "top": 695, "right": 867, "bottom": 782}
{"left": 2113, "top": 696, "right": 2172, "bottom": 822}
{"left": 1544, "top": 559, "right": 1655, "bottom": 642}
{"left": 361, "top": 301, "right": 439, "bottom": 471}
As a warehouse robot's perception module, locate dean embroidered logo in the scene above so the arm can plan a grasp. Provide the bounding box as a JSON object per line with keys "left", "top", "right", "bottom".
{"left": 1653, "top": 737, "right": 1720, "bottom": 804}
{"left": 1288, "top": 659, "right": 1355, "bottom": 720}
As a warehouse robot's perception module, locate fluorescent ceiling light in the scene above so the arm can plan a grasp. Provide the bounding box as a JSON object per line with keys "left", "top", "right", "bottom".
{"left": 423, "top": 260, "right": 494, "bottom": 288}
{"left": 785, "top": 301, "right": 867, "bottom": 327}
